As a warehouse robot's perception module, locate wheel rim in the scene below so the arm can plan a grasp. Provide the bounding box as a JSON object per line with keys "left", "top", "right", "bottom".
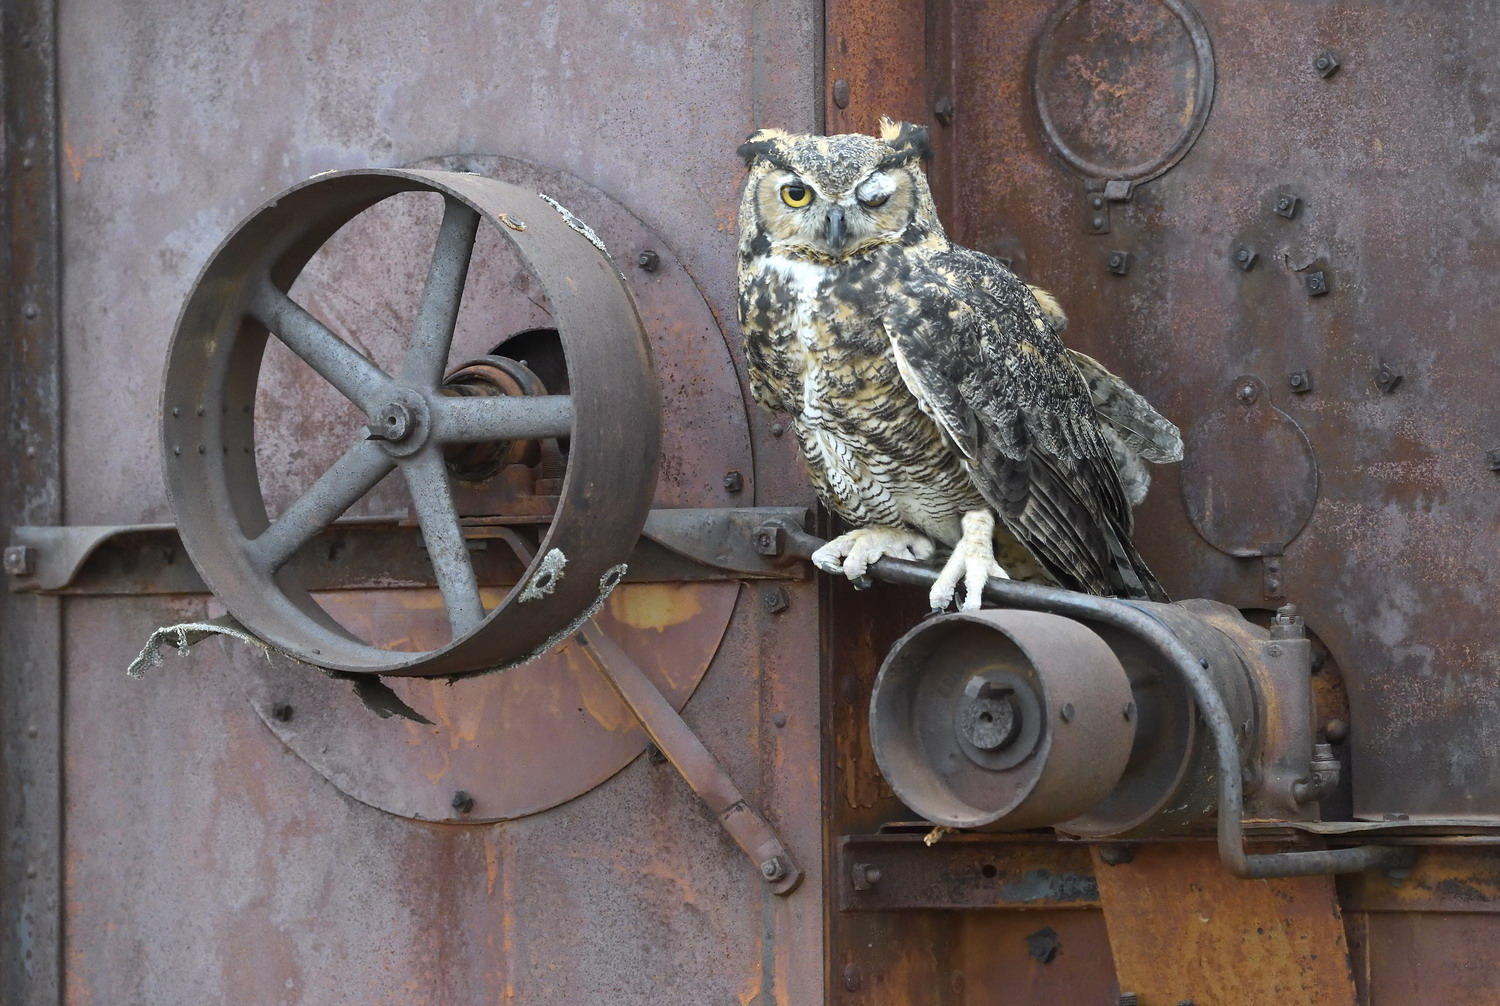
{"left": 162, "top": 168, "right": 661, "bottom": 676}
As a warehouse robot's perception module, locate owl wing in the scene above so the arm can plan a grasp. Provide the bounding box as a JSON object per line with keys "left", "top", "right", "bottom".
{"left": 883, "top": 248, "right": 1168, "bottom": 601}
{"left": 1066, "top": 349, "right": 1183, "bottom": 465}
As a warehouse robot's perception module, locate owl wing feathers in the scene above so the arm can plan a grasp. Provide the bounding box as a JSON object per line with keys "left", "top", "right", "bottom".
{"left": 1067, "top": 349, "right": 1183, "bottom": 465}
{"left": 882, "top": 248, "right": 1168, "bottom": 601}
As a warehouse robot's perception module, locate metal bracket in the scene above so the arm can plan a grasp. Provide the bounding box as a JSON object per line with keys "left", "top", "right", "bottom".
{"left": 1084, "top": 179, "right": 1134, "bottom": 235}
{"left": 837, "top": 833, "right": 1098, "bottom": 912}
{"left": 6, "top": 507, "right": 811, "bottom": 594}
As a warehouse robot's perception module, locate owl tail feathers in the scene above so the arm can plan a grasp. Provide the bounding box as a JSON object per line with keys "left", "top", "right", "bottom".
{"left": 1100, "top": 522, "right": 1171, "bottom": 603}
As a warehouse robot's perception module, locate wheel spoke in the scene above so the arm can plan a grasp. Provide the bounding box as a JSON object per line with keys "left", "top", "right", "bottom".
{"left": 432, "top": 394, "right": 573, "bottom": 444}
{"left": 403, "top": 199, "right": 481, "bottom": 387}
{"left": 248, "top": 281, "right": 392, "bottom": 412}
{"left": 247, "top": 438, "right": 396, "bottom": 573}
{"left": 403, "top": 449, "right": 485, "bottom": 637}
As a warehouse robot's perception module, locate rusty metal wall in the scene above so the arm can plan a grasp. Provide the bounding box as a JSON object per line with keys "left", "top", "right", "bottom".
{"left": 820, "top": 0, "right": 1500, "bottom": 1002}
{"left": 35, "top": 1, "right": 829, "bottom": 1002}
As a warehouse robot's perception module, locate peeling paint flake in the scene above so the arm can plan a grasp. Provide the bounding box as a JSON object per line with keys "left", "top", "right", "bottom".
{"left": 538, "top": 193, "right": 609, "bottom": 255}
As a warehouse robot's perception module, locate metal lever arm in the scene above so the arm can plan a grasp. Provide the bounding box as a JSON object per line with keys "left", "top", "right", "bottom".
{"left": 765, "top": 517, "right": 1413, "bottom": 880}
{"left": 492, "top": 527, "right": 801, "bottom": 895}
{"left": 574, "top": 626, "right": 803, "bottom": 896}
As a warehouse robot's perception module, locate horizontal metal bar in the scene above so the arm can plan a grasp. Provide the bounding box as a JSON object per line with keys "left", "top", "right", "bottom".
{"left": 837, "top": 834, "right": 1099, "bottom": 913}
{"left": 7, "top": 507, "right": 810, "bottom": 595}
{"left": 432, "top": 394, "right": 573, "bottom": 443}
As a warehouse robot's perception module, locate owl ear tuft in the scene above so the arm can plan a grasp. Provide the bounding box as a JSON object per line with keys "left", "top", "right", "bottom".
{"left": 737, "top": 128, "right": 790, "bottom": 168}
{"left": 877, "top": 117, "right": 932, "bottom": 164}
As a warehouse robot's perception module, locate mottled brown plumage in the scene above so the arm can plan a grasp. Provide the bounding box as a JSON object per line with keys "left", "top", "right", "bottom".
{"left": 736, "top": 120, "right": 1179, "bottom": 606}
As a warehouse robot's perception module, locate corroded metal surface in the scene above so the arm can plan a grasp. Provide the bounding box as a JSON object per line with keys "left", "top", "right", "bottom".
{"left": 54, "top": 0, "right": 824, "bottom": 1002}
{"left": 1093, "top": 842, "right": 1358, "bottom": 1004}
{"left": 837, "top": 835, "right": 1099, "bottom": 912}
{"left": 239, "top": 582, "right": 738, "bottom": 822}
{"left": 1, "top": 1, "right": 64, "bottom": 1000}
{"left": 951, "top": 0, "right": 1500, "bottom": 825}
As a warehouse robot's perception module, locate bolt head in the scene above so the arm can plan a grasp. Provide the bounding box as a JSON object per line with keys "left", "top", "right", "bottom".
{"left": 3, "top": 545, "right": 35, "bottom": 576}
{"left": 1274, "top": 194, "right": 1301, "bottom": 218}
{"left": 1090, "top": 215, "right": 1106, "bottom": 230}
{"left": 761, "top": 586, "right": 790, "bottom": 615}
{"left": 722, "top": 470, "right": 744, "bottom": 493}
{"left": 376, "top": 402, "right": 414, "bottom": 442}
{"left": 270, "top": 703, "right": 294, "bottom": 722}
{"left": 1305, "top": 271, "right": 1329, "bottom": 295}
{"left": 1324, "top": 718, "right": 1350, "bottom": 743}
{"left": 1314, "top": 52, "right": 1340, "bottom": 77}
{"left": 451, "top": 790, "right": 475, "bottom": 814}
{"left": 1487, "top": 448, "right": 1500, "bottom": 471}
{"left": 1059, "top": 702, "right": 1076, "bottom": 723}
{"left": 760, "top": 856, "right": 787, "bottom": 881}
{"left": 636, "top": 249, "right": 660, "bottom": 272}
{"left": 1236, "top": 382, "right": 1258, "bottom": 404}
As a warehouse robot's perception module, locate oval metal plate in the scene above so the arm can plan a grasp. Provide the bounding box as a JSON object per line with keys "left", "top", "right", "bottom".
{"left": 1033, "top": 0, "right": 1215, "bottom": 183}
{"left": 1180, "top": 377, "right": 1320, "bottom": 556}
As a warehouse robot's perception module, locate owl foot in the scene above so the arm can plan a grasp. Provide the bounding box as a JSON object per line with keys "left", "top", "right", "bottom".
{"left": 811, "top": 526, "right": 936, "bottom": 587}
{"left": 929, "top": 510, "right": 1009, "bottom": 613}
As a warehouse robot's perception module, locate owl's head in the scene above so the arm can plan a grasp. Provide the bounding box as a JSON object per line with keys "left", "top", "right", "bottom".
{"left": 736, "top": 118, "right": 942, "bottom": 262}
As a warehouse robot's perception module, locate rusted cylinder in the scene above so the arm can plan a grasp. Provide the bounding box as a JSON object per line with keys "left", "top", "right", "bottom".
{"left": 871, "top": 609, "right": 1135, "bottom": 830}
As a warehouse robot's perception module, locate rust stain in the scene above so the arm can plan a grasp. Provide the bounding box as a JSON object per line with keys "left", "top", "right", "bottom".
{"left": 609, "top": 583, "right": 704, "bottom": 632}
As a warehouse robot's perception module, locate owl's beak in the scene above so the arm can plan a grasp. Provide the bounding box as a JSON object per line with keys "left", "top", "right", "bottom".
{"left": 824, "top": 206, "right": 847, "bottom": 251}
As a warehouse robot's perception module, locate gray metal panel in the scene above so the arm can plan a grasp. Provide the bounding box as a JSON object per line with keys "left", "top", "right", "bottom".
{"left": 2, "top": 1, "right": 63, "bottom": 1001}
{"left": 52, "top": 1, "right": 824, "bottom": 1001}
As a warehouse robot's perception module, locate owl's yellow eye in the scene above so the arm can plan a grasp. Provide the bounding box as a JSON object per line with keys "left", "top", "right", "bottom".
{"left": 780, "top": 184, "right": 813, "bottom": 208}
{"left": 860, "top": 192, "right": 890, "bottom": 209}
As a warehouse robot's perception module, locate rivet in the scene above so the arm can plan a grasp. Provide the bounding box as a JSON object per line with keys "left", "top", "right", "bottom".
{"left": 1236, "top": 382, "right": 1259, "bottom": 405}
{"left": 933, "top": 95, "right": 955, "bottom": 126}
{"left": 1059, "top": 702, "right": 1075, "bottom": 723}
{"left": 772, "top": 712, "right": 788, "bottom": 728}
{"left": 832, "top": 79, "right": 850, "bottom": 109}
{"left": 1123, "top": 700, "right": 1136, "bottom": 722}
{"left": 451, "top": 790, "right": 475, "bottom": 814}
{"left": 22, "top": 302, "right": 39, "bottom": 319}
{"left": 1090, "top": 215, "right": 1106, "bottom": 230}
{"left": 770, "top": 421, "right": 785, "bottom": 437}
{"left": 1090, "top": 195, "right": 1104, "bottom": 210}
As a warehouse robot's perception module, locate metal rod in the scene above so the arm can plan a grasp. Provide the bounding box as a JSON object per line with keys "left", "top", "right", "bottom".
{"left": 431, "top": 394, "right": 574, "bottom": 443}
{"left": 247, "top": 280, "right": 392, "bottom": 413}
{"left": 402, "top": 449, "right": 485, "bottom": 635}
{"left": 767, "top": 518, "right": 1411, "bottom": 879}
{"left": 403, "top": 199, "right": 480, "bottom": 387}
{"left": 246, "top": 438, "right": 395, "bottom": 572}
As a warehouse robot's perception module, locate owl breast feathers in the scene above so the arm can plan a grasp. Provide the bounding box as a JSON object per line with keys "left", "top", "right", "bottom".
{"left": 735, "top": 119, "right": 1182, "bottom": 604}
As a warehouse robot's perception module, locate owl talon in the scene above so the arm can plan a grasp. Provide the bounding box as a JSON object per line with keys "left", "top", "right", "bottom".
{"left": 928, "top": 510, "right": 1009, "bottom": 612}
{"left": 810, "top": 526, "right": 936, "bottom": 586}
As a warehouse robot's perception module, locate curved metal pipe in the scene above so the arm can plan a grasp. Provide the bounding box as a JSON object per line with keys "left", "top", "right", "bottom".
{"left": 769, "top": 519, "right": 1412, "bottom": 879}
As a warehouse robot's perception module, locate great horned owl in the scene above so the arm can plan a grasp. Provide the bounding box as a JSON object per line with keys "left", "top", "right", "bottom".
{"left": 735, "top": 119, "right": 1181, "bottom": 609}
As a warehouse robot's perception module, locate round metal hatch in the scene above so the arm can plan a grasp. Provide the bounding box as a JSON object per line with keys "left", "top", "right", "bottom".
{"left": 1032, "top": 0, "right": 1216, "bottom": 184}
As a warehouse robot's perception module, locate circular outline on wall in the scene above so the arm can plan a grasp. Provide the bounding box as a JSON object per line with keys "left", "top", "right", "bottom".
{"left": 1032, "top": 0, "right": 1216, "bottom": 184}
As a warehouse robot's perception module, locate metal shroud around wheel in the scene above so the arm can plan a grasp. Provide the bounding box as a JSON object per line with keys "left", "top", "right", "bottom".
{"left": 161, "top": 168, "right": 661, "bottom": 677}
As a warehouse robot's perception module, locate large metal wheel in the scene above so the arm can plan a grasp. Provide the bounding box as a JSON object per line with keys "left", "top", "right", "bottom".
{"left": 162, "top": 168, "right": 661, "bottom": 677}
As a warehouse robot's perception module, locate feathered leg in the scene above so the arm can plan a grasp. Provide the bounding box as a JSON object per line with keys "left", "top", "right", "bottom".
{"left": 812, "top": 526, "right": 936, "bottom": 585}
{"left": 929, "top": 510, "right": 1009, "bottom": 612}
